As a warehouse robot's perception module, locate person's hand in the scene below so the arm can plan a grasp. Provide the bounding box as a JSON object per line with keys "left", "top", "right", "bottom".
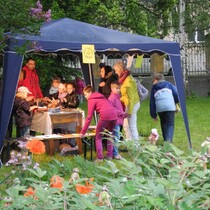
{"left": 99, "top": 82, "right": 105, "bottom": 87}
{"left": 43, "top": 97, "right": 52, "bottom": 103}
{"left": 153, "top": 117, "right": 158, "bottom": 122}
{"left": 63, "top": 98, "right": 67, "bottom": 103}
{"left": 30, "top": 105, "right": 38, "bottom": 111}
{"left": 80, "top": 134, "right": 84, "bottom": 138}
{"left": 26, "top": 96, "right": 34, "bottom": 102}
{"left": 123, "top": 113, "right": 128, "bottom": 118}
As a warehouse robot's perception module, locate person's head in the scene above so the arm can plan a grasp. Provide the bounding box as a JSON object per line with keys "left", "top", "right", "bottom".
{"left": 58, "top": 83, "right": 66, "bottom": 94}
{"left": 83, "top": 85, "right": 94, "bottom": 100}
{"left": 153, "top": 73, "right": 164, "bottom": 84}
{"left": 52, "top": 77, "right": 61, "bottom": 88}
{"left": 111, "top": 82, "right": 121, "bottom": 94}
{"left": 66, "top": 82, "right": 76, "bottom": 94}
{"left": 100, "top": 65, "right": 112, "bottom": 78}
{"left": 16, "top": 86, "right": 32, "bottom": 99}
{"left": 26, "top": 58, "right": 36, "bottom": 71}
{"left": 99, "top": 62, "right": 106, "bottom": 69}
{"left": 113, "top": 61, "right": 125, "bottom": 77}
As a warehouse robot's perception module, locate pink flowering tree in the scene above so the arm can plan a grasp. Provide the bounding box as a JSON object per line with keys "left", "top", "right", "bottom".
{"left": 30, "top": 0, "right": 51, "bottom": 22}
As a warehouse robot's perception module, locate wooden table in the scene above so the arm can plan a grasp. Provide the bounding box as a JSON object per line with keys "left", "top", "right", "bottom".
{"left": 31, "top": 109, "right": 84, "bottom": 135}
{"left": 30, "top": 133, "right": 96, "bottom": 159}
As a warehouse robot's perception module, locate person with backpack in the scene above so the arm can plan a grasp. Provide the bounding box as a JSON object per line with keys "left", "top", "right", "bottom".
{"left": 150, "top": 73, "right": 179, "bottom": 143}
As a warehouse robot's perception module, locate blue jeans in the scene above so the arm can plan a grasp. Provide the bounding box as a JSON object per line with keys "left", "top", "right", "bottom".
{"left": 113, "top": 124, "right": 121, "bottom": 157}
{"left": 158, "top": 111, "right": 175, "bottom": 142}
{"left": 20, "top": 126, "right": 30, "bottom": 137}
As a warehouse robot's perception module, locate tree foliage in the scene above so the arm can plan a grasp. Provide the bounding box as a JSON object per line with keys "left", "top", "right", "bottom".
{"left": 0, "top": 0, "right": 42, "bottom": 50}
{"left": 1, "top": 0, "right": 210, "bottom": 87}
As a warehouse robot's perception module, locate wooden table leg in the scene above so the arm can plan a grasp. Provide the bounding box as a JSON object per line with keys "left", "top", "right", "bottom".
{"left": 48, "top": 139, "right": 55, "bottom": 156}
{"left": 76, "top": 137, "right": 83, "bottom": 154}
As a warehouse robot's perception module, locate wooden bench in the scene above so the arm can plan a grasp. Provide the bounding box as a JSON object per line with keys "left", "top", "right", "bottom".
{"left": 30, "top": 133, "right": 96, "bottom": 160}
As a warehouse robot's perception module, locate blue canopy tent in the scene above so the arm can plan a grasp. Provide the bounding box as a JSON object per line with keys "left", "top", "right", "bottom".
{"left": 0, "top": 18, "right": 192, "bottom": 156}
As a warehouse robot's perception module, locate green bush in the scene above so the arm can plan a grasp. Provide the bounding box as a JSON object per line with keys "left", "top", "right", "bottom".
{"left": 0, "top": 141, "right": 209, "bottom": 209}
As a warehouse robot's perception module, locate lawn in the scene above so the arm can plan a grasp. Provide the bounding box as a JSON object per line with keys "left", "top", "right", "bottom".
{"left": 136, "top": 96, "right": 210, "bottom": 153}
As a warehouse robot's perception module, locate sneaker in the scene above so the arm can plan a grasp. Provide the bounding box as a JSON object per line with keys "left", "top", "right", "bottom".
{"left": 105, "top": 156, "right": 112, "bottom": 160}
{"left": 94, "top": 158, "right": 103, "bottom": 163}
{"left": 114, "top": 154, "right": 122, "bottom": 160}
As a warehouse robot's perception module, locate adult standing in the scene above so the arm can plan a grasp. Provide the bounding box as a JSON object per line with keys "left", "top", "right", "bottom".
{"left": 150, "top": 73, "right": 179, "bottom": 142}
{"left": 98, "top": 65, "right": 118, "bottom": 98}
{"left": 113, "top": 61, "right": 140, "bottom": 144}
{"left": 18, "top": 58, "right": 43, "bottom": 100}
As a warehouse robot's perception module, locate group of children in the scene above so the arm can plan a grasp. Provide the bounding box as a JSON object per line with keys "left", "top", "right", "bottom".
{"left": 14, "top": 76, "right": 85, "bottom": 137}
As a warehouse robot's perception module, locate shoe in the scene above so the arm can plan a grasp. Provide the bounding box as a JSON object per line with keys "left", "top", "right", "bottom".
{"left": 94, "top": 158, "right": 103, "bottom": 163}
{"left": 114, "top": 154, "right": 122, "bottom": 160}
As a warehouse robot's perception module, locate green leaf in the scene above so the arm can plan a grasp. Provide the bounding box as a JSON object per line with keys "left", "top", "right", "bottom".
{"left": 105, "top": 160, "right": 120, "bottom": 174}
{"left": 27, "top": 167, "right": 47, "bottom": 178}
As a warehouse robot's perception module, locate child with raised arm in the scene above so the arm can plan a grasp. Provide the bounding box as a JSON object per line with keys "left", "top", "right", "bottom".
{"left": 80, "top": 85, "right": 117, "bottom": 162}
{"left": 108, "top": 82, "right": 127, "bottom": 159}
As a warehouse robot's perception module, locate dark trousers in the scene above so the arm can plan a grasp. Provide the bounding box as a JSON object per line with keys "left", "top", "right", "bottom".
{"left": 158, "top": 111, "right": 175, "bottom": 142}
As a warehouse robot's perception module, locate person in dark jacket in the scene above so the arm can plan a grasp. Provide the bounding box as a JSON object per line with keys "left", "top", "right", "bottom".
{"left": 61, "top": 82, "right": 79, "bottom": 108}
{"left": 150, "top": 73, "right": 179, "bottom": 143}
{"left": 13, "top": 86, "right": 38, "bottom": 137}
{"left": 98, "top": 65, "right": 118, "bottom": 98}
{"left": 80, "top": 85, "right": 117, "bottom": 162}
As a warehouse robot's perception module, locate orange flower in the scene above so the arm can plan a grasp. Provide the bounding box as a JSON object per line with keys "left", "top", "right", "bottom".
{"left": 50, "top": 175, "right": 64, "bottom": 189}
{"left": 75, "top": 178, "right": 94, "bottom": 194}
{"left": 26, "top": 140, "right": 46, "bottom": 154}
{"left": 85, "top": 178, "right": 94, "bottom": 189}
{"left": 24, "top": 187, "right": 35, "bottom": 197}
{"left": 75, "top": 184, "right": 93, "bottom": 194}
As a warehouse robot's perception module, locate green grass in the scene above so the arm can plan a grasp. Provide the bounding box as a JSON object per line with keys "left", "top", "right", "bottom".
{"left": 138, "top": 96, "right": 210, "bottom": 153}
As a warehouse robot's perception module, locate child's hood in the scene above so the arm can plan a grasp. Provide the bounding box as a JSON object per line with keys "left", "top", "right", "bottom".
{"left": 89, "top": 92, "right": 106, "bottom": 100}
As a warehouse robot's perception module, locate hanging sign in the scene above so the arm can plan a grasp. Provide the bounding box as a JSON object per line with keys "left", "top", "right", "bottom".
{"left": 82, "top": 44, "right": 95, "bottom": 64}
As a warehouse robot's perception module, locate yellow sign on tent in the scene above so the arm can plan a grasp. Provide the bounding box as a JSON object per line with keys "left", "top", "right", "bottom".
{"left": 82, "top": 44, "right": 95, "bottom": 64}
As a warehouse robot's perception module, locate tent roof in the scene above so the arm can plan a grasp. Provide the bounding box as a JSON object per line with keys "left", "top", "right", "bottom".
{"left": 8, "top": 18, "right": 180, "bottom": 55}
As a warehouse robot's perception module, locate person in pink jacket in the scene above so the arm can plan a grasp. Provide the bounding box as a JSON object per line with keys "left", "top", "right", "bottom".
{"left": 108, "top": 82, "right": 127, "bottom": 159}
{"left": 80, "top": 85, "right": 117, "bottom": 162}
